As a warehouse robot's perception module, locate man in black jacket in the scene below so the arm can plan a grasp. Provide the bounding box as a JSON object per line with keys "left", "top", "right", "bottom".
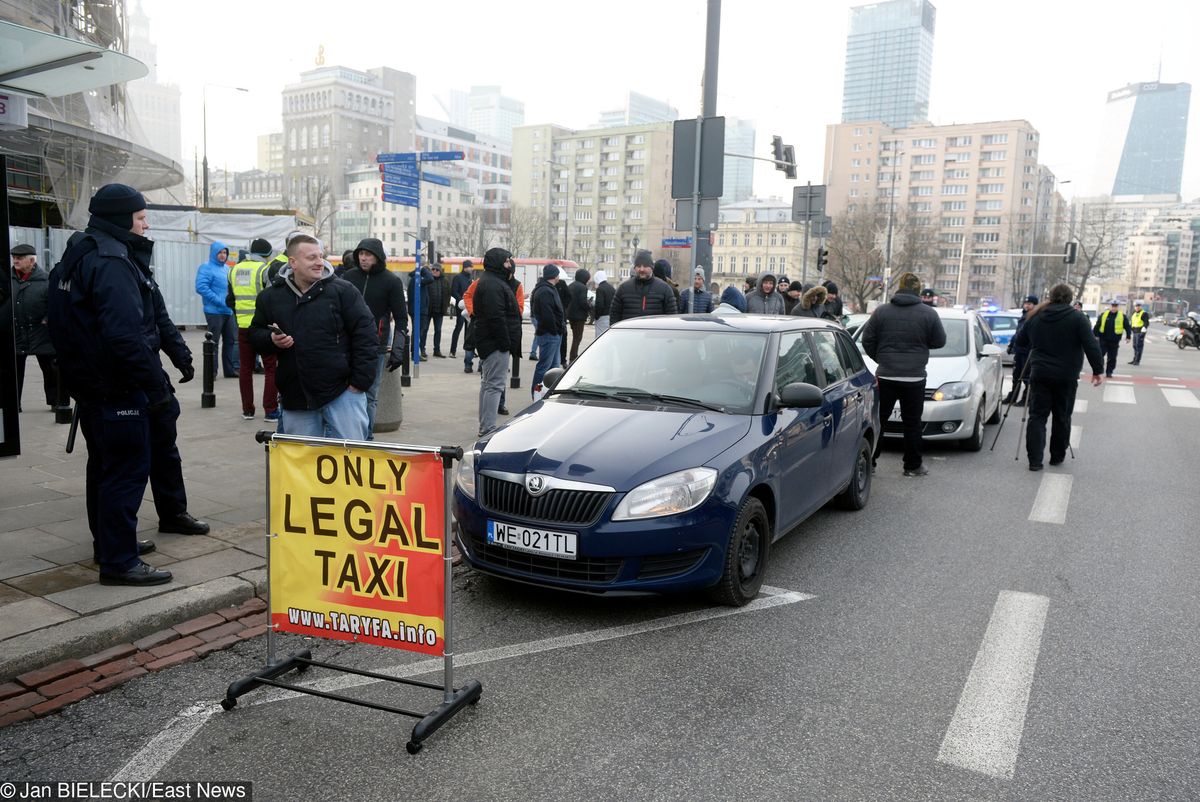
{"left": 861, "top": 271, "right": 947, "bottom": 477}
{"left": 472, "top": 248, "right": 522, "bottom": 435}
{"left": 342, "top": 237, "right": 408, "bottom": 437}
{"left": 1006, "top": 295, "right": 1038, "bottom": 405}
{"left": 1092, "top": 300, "right": 1129, "bottom": 378}
{"left": 530, "top": 265, "right": 566, "bottom": 397}
{"left": 427, "top": 263, "right": 447, "bottom": 357}
{"left": 249, "top": 234, "right": 377, "bottom": 440}
{"left": 609, "top": 250, "right": 678, "bottom": 324}
{"left": 1013, "top": 283, "right": 1104, "bottom": 471}
{"left": 566, "top": 267, "right": 591, "bottom": 363}
{"left": 593, "top": 270, "right": 615, "bottom": 336}
{"left": 449, "top": 260, "right": 473, "bottom": 358}
{"left": 10, "top": 243, "right": 56, "bottom": 409}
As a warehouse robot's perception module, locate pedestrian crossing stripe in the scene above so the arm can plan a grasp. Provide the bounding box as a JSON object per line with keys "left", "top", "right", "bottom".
{"left": 1162, "top": 388, "right": 1200, "bottom": 408}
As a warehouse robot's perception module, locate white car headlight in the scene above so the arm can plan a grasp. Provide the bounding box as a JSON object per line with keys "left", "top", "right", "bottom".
{"left": 932, "top": 381, "right": 972, "bottom": 401}
{"left": 612, "top": 467, "right": 718, "bottom": 521}
{"left": 456, "top": 450, "right": 477, "bottom": 499}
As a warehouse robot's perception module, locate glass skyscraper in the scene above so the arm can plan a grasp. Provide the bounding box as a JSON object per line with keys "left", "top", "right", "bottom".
{"left": 1095, "top": 82, "right": 1191, "bottom": 198}
{"left": 841, "top": 0, "right": 936, "bottom": 129}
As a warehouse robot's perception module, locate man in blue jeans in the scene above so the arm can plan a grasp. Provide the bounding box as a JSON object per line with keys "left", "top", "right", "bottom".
{"left": 249, "top": 235, "right": 377, "bottom": 440}
{"left": 529, "top": 264, "right": 565, "bottom": 397}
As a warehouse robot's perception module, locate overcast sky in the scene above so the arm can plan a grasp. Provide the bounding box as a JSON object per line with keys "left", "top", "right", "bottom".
{"left": 140, "top": 0, "right": 1199, "bottom": 201}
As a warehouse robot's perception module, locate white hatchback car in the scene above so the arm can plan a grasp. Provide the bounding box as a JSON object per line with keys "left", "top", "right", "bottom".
{"left": 853, "top": 308, "right": 1005, "bottom": 451}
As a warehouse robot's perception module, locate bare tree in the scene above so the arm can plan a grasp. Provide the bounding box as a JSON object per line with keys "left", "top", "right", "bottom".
{"left": 1069, "top": 204, "right": 1121, "bottom": 301}
{"left": 438, "top": 206, "right": 492, "bottom": 258}
{"left": 827, "top": 203, "right": 936, "bottom": 312}
{"left": 282, "top": 174, "right": 336, "bottom": 242}
{"left": 504, "top": 204, "right": 552, "bottom": 258}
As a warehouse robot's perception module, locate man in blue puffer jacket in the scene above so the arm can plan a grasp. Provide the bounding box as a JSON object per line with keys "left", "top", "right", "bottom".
{"left": 194, "top": 241, "right": 238, "bottom": 377}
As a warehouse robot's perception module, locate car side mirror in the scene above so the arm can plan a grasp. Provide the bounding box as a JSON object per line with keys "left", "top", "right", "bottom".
{"left": 777, "top": 382, "right": 824, "bottom": 408}
{"left": 543, "top": 367, "right": 566, "bottom": 391}
{"left": 980, "top": 343, "right": 1004, "bottom": 358}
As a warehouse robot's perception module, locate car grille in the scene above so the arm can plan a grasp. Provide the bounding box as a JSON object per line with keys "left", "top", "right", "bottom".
{"left": 480, "top": 475, "right": 612, "bottom": 526}
{"left": 465, "top": 533, "right": 622, "bottom": 583}
{"left": 924, "top": 388, "right": 937, "bottom": 400}
{"left": 637, "top": 548, "right": 709, "bottom": 580}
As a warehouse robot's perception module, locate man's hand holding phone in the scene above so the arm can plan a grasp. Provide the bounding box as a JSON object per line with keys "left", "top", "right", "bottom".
{"left": 268, "top": 323, "right": 294, "bottom": 349}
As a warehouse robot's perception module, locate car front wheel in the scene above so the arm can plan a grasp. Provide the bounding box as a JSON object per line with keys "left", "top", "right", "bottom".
{"left": 709, "top": 497, "right": 770, "bottom": 607}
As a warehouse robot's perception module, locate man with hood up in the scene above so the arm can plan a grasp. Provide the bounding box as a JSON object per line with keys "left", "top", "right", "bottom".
{"left": 471, "top": 248, "right": 522, "bottom": 435}
{"left": 566, "top": 266, "right": 592, "bottom": 363}
{"left": 342, "top": 237, "right": 409, "bottom": 436}
{"left": 745, "top": 273, "right": 786, "bottom": 315}
{"left": 860, "top": 271, "right": 946, "bottom": 477}
{"left": 1012, "top": 283, "right": 1104, "bottom": 471}
{"left": 248, "top": 234, "right": 377, "bottom": 440}
{"left": 716, "top": 285, "right": 747, "bottom": 314}
{"left": 47, "top": 184, "right": 191, "bottom": 586}
{"left": 792, "top": 285, "right": 836, "bottom": 321}
{"left": 195, "top": 241, "right": 238, "bottom": 378}
{"left": 653, "top": 259, "right": 681, "bottom": 309}
{"left": 610, "top": 250, "right": 678, "bottom": 324}
{"left": 593, "top": 269, "right": 615, "bottom": 336}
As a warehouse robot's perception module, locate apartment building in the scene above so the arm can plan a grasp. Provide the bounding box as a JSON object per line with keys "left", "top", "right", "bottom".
{"left": 511, "top": 122, "right": 676, "bottom": 275}
{"left": 415, "top": 116, "right": 512, "bottom": 229}
{"left": 824, "top": 118, "right": 1045, "bottom": 306}
{"left": 710, "top": 199, "right": 808, "bottom": 288}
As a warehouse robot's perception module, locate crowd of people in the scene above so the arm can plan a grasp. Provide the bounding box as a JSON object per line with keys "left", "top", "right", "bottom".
{"left": 8, "top": 184, "right": 1135, "bottom": 587}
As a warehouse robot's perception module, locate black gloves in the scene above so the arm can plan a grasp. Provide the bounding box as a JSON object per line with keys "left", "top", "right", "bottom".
{"left": 178, "top": 363, "right": 195, "bottom": 383}
{"left": 387, "top": 352, "right": 403, "bottom": 372}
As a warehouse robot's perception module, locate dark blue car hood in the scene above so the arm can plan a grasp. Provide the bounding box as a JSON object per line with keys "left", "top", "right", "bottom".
{"left": 477, "top": 399, "right": 752, "bottom": 491}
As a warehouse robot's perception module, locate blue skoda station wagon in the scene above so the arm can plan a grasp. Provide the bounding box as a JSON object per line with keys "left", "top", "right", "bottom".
{"left": 452, "top": 315, "right": 879, "bottom": 606}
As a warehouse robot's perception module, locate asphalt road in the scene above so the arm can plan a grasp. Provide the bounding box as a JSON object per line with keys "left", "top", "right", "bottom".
{"left": 3, "top": 333, "right": 1199, "bottom": 801}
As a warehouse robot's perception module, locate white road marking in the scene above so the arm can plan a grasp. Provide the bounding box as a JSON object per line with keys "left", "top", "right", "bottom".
{"left": 1107, "top": 380, "right": 1133, "bottom": 386}
{"left": 1159, "top": 384, "right": 1185, "bottom": 389}
{"left": 937, "top": 591, "right": 1050, "bottom": 781}
{"left": 1162, "top": 388, "right": 1200, "bottom": 408}
{"left": 112, "top": 586, "right": 814, "bottom": 780}
{"left": 1103, "top": 384, "right": 1136, "bottom": 404}
{"left": 1073, "top": 400, "right": 1088, "bottom": 414}
{"left": 1070, "top": 426, "right": 1081, "bottom": 449}
{"left": 1029, "top": 474, "right": 1073, "bottom": 525}
{"left": 1153, "top": 376, "right": 1180, "bottom": 381}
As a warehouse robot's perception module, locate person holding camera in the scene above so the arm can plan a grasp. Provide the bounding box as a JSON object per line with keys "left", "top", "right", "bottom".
{"left": 249, "top": 235, "right": 377, "bottom": 440}
{"left": 342, "top": 237, "right": 409, "bottom": 437}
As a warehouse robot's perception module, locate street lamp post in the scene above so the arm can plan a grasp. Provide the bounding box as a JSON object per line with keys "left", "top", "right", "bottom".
{"left": 202, "top": 84, "right": 248, "bottom": 208}
{"left": 882, "top": 151, "right": 904, "bottom": 303}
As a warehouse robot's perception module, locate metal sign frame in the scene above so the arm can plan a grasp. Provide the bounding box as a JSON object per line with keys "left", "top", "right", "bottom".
{"left": 221, "top": 432, "right": 482, "bottom": 755}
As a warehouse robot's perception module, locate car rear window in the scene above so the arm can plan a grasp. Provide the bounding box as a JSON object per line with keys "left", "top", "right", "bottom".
{"left": 984, "top": 315, "right": 1018, "bottom": 332}
{"left": 931, "top": 319, "right": 969, "bottom": 357}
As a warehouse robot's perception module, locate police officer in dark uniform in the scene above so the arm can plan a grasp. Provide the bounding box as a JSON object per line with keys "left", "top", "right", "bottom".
{"left": 47, "top": 185, "right": 199, "bottom": 585}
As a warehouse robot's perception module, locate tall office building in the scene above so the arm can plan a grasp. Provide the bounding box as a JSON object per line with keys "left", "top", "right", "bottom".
{"left": 722, "top": 117, "right": 756, "bottom": 204}
{"left": 466, "top": 86, "right": 524, "bottom": 143}
{"left": 596, "top": 92, "right": 679, "bottom": 128}
{"left": 841, "top": 0, "right": 936, "bottom": 129}
{"left": 1091, "top": 81, "right": 1190, "bottom": 199}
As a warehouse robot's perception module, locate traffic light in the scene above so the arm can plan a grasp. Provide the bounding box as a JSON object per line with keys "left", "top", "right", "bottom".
{"left": 816, "top": 246, "right": 829, "bottom": 272}
{"left": 428, "top": 239, "right": 436, "bottom": 264}
{"left": 782, "top": 145, "right": 797, "bottom": 180}
{"left": 1063, "top": 241, "right": 1078, "bottom": 265}
{"left": 771, "top": 135, "right": 784, "bottom": 166}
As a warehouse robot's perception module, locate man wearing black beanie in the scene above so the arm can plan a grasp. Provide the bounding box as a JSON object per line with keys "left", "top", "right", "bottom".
{"left": 48, "top": 184, "right": 204, "bottom": 587}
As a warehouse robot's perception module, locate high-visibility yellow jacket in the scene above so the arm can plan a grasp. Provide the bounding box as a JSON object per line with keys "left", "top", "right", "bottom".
{"left": 229, "top": 259, "right": 270, "bottom": 328}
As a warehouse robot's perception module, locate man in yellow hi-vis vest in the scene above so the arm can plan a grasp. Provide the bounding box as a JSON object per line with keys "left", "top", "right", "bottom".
{"left": 228, "top": 238, "right": 279, "bottom": 421}
{"left": 1128, "top": 301, "right": 1151, "bottom": 365}
{"left": 1092, "top": 299, "right": 1130, "bottom": 378}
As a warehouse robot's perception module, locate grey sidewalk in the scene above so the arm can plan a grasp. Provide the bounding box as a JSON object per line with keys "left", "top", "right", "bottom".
{"left": 0, "top": 323, "right": 568, "bottom": 681}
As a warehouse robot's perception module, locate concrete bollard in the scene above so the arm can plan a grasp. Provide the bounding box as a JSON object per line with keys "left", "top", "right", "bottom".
{"left": 374, "top": 364, "right": 403, "bottom": 433}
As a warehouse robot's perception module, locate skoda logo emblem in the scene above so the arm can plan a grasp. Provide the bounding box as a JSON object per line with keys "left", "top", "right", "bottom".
{"left": 525, "top": 475, "right": 548, "bottom": 496}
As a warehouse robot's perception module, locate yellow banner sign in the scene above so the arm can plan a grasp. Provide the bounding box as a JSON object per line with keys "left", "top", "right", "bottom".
{"left": 268, "top": 442, "right": 445, "bottom": 655}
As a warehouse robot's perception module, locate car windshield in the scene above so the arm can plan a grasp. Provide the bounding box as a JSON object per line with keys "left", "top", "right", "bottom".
{"left": 552, "top": 328, "right": 768, "bottom": 414}
{"left": 931, "top": 319, "right": 969, "bottom": 357}
{"left": 984, "top": 315, "right": 1017, "bottom": 332}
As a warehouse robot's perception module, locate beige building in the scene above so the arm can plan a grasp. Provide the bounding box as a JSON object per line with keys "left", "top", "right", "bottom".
{"left": 257, "top": 133, "right": 284, "bottom": 174}
{"left": 823, "top": 119, "right": 1050, "bottom": 306}
{"left": 711, "top": 199, "right": 810, "bottom": 288}
{"left": 510, "top": 122, "right": 677, "bottom": 277}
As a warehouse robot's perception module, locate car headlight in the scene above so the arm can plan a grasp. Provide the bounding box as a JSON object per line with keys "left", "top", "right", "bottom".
{"left": 612, "top": 467, "right": 718, "bottom": 521}
{"left": 456, "top": 450, "right": 477, "bottom": 499}
{"left": 932, "top": 381, "right": 972, "bottom": 401}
